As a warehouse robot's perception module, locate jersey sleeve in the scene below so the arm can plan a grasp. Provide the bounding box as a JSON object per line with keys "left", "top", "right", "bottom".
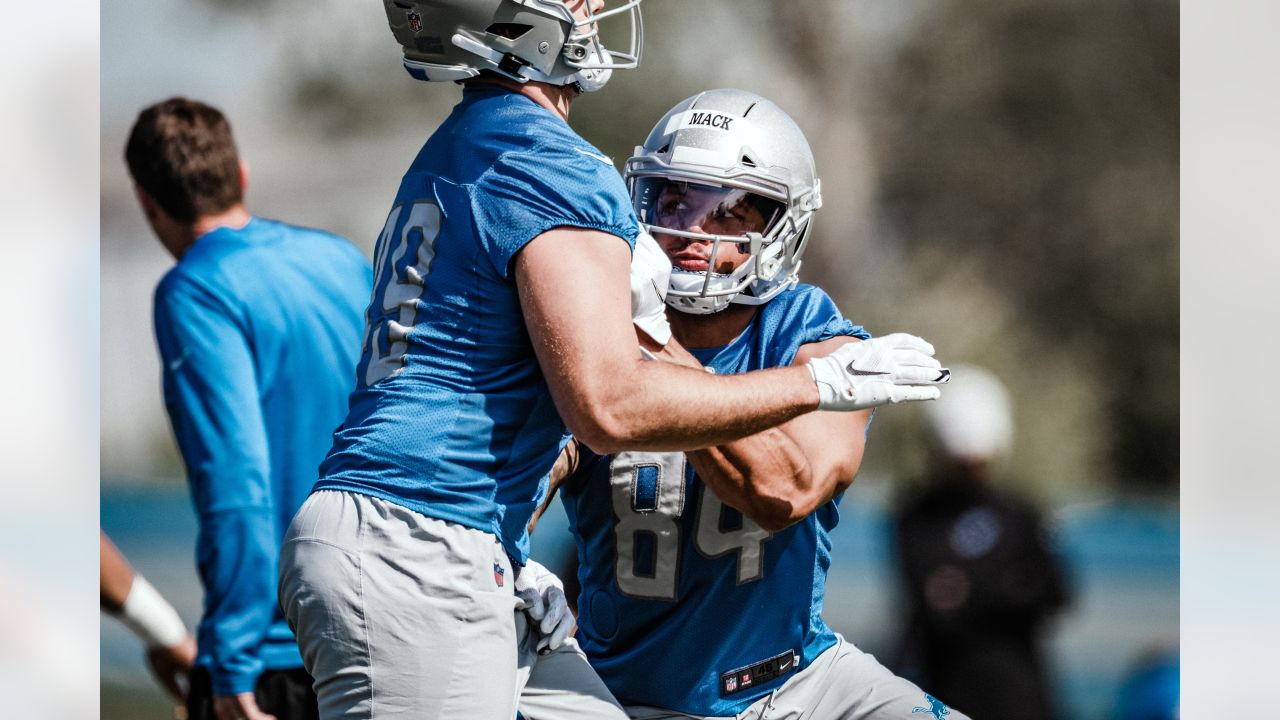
{"left": 764, "top": 286, "right": 872, "bottom": 369}
{"left": 798, "top": 287, "right": 871, "bottom": 346}
{"left": 471, "top": 141, "right": 640, "bottom": 278}
{"left": 801, "top": 291, "right": 878, "bottom": 439}
{"left": 153, "top": 272, "right": 275, "bottom": 695}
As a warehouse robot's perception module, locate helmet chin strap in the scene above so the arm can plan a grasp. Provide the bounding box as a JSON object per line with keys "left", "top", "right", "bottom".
{"left": 661, "top": 226, "right": 798, "bottom": 315}
{"left": 663, "top": 267, "right": 773, "bottom": 315}
{"left": 664, "top": 280, "right": 793, "bottom": 315}
{"left": 665, "top": 270, "right": 735, "bottom": 315}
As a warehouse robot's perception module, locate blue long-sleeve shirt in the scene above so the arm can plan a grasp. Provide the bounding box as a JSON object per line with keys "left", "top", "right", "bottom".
{"left": 153, "top": 217, "right": 370, "bottom": 695}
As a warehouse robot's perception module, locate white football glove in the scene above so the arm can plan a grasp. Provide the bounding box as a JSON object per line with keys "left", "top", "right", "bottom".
{"left": 805, "top": 333, "right": 951, "bottom": 411}
{"left": 514, "top": 559, "right": 574, "bottom": 656}
{"left": 630, "top": 230, "right": 672, "bottom": 346}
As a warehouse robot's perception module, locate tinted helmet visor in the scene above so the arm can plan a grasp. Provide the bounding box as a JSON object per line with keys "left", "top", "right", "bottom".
{"left": 634, "top": 178, "right": 784, "bottom": 238}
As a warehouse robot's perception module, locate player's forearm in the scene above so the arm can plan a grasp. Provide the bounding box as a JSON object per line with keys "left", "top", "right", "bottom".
{"left": 571, "top": 360, "right": 819, "bottom": 454}
{"left": 101, "top": 532, "right": 136, "bottom": 612}
{"left": 528, "top": 438, "right": 581, "bottom": 533}
{"left": 686, "top": 429, "right": 817, "bottom": 532}
{"left": 103, "top": 533, "right": 190, "bottom": 649}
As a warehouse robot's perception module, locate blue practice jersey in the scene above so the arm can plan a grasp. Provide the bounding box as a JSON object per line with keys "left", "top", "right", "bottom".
{"left": 317, "top": 84, "right": 640, "bottom": 563}
{"left": 153, "top": 217, "right": 371, "bottom": 695}
{"left": 562, "top": 284, "right": 871, "bottom": 717}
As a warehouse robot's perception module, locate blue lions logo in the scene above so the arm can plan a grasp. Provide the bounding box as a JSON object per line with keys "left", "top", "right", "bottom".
{"left": 912, "top": 694, "right": 950, "bottom": 719}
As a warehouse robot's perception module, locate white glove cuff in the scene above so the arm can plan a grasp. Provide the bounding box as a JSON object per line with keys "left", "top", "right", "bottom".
{"left": 634, "top": 314, "right": 672, "bottom": 347}
{"left": 631, "top": 231, "right": 673, "bottom": 345}
{"left": 119, "top": 576, "right": 188, "bottom": 649}
{"left": 806, "top": 355, "right": 848, "bottom": 409}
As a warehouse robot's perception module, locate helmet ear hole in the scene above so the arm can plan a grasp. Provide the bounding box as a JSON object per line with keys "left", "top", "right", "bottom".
{"left": 485, "top": 23, "right": 532, "bottom": 39}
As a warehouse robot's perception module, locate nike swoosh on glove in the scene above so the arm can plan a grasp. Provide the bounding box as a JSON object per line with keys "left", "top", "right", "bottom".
{"left": 805, "top": 333, "right": 951, "bottom": 411}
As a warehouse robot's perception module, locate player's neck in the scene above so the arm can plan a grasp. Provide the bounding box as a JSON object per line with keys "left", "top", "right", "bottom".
{"left": 191, "top": 205, "right": 253, "bottom": 240}
{"left": 668, "top": 304, "right": 758, "bottom": 349}
{"left": 468, "top": 76, "right": 578, "bottom": 122}
{"left": 166, "top": 205, "right": 253, "bottom": 259}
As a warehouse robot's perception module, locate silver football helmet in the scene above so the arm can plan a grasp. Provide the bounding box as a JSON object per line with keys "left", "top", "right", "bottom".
{"left": 625, "top": 89, "right": 822, "bottom": 314}
{"left": 383, "top": 0, "right": 642, "bottom": 92}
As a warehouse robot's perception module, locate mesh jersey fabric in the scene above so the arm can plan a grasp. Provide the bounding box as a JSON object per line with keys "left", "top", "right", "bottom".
{"left": 562, "top": 284, "right": 871, "bottom": 716}
{"left": 317, "top": 84, "right": 640, "bottom": 563}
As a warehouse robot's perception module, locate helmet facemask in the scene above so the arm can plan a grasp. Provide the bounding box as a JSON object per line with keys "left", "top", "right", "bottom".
{"left": 631, "top": 175, "right": 818, "bottom": 315}
{"left": 560, "top": 0, "right": 643, "bottom": 92}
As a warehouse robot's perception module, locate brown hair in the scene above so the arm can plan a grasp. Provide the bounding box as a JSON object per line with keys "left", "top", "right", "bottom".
{"left": 124, "top": 97, "right": 243, "bottom": 223}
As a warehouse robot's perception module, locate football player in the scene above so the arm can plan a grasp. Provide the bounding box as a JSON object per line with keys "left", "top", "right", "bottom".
{"left": 278, "top": 4, "right": 949, "bottom": 719}
{"left": 545, "top": 89, "right": 972, "bottom": 720}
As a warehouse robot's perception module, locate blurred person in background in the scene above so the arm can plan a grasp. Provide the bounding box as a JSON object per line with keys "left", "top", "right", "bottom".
{"left": 124, "top": 96, "right": 372, "bottom": 720}
{"left": 101, "top": 531, "right": 197, "bottom": 703}
{"left": 893, "top": 364, "right": 1070, "bottom": 720}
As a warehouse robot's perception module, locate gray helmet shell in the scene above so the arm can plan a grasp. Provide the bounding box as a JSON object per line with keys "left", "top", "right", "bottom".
{"left": 383, "top": 0, "right": 642, "bottom": 92}
{"left": 625, "top": 89, "right": 822, "bottom": 314}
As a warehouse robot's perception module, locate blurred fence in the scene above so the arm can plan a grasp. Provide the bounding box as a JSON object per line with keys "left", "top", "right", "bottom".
{"left": 102, "top": 480, "right": 1176, "bottom": 720}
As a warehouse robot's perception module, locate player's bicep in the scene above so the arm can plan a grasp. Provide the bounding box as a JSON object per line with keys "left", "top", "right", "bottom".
{"left": 514, "top": 227, "right": 640, "bottom": 441}
{"left": 778, "top": 336, "right": 872, "bottom": 497}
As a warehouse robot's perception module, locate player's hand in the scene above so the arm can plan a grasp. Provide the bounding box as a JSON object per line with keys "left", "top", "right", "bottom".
{"left": 214, "top": 692, "right": 277, "bottom": 720}
{"left": 805, "top": 333, "right": 950, "bottom": 411}
{"left": 631, "top": 230, "right": 672, "bottom": 346}
{"left": 514, "top": 559, "right": 575, "bottom": 656}
{"left": 145, "top": 633, "right": 197, "bottom": 702}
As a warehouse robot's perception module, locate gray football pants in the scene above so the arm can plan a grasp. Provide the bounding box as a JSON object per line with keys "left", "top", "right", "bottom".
{"left": 514, "top": 611, "right": 629, "bottom": 720}
{"left": 279, "top": 490, "right": 520, "bottom": 719}
{"left": 622, "top": 636, "right": 973, "bottom": 720}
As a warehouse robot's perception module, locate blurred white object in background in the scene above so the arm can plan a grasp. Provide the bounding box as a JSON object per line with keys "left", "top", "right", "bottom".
{"left": 922, "top": 363, "right": 1013, "bottom": 461}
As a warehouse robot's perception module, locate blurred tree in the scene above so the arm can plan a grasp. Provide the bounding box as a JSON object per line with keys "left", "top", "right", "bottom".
{"left": 178, "top": 0, "right": 1178, "bottom": 492}
{"left": 868, "top": 0, "right": 1178, "bottom": 488}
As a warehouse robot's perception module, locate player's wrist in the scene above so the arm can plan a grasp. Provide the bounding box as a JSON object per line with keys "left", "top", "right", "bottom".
{"left": 211, "top": 667, "right": 261, "bottom": 697}
{"left": 521, "top": 558, "right": 564, "bottom": 593}
{"left": 805, "top": 355, "right": 848, "bottom": 410}
{"left": 118, "top": 575, "right": 189, "bottom": 649}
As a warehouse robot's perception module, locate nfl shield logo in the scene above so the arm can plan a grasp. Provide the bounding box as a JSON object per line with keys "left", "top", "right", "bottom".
{"left": 725, "top": 677, "right": 738, "bottom": 692}
{"left": 407, "top": 9, "right": 422, "bottom": 33}
{"left": 493, "top": 563, "right": 505, "bottom": 587}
